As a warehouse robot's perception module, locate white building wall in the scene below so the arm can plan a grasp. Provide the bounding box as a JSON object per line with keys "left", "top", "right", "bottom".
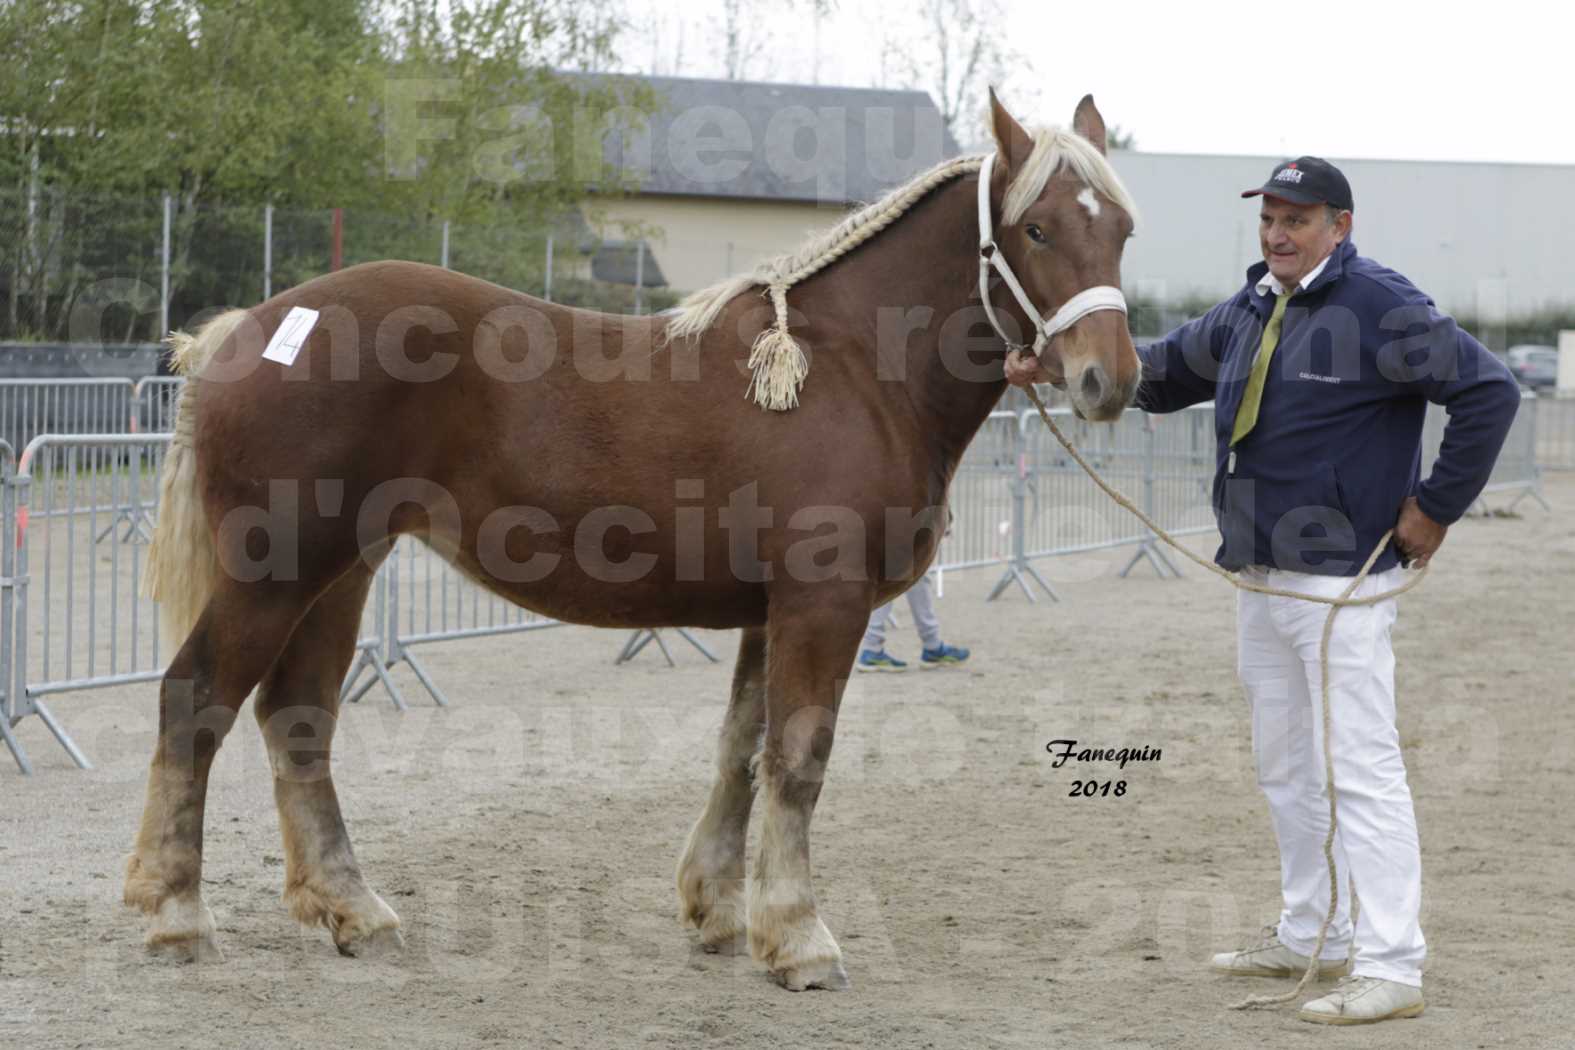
{"left": 588, "top": 195, "right": 847, "bottom": 294}
{"left": 1108, "top": 151, "right": 1575, "bottom": 319}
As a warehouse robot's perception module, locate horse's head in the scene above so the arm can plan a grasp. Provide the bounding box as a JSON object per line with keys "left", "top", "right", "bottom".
{"left": 983, "top": 90, "right": 1140, "bottom": 421}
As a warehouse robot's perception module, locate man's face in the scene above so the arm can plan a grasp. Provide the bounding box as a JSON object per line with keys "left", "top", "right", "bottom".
{"left": 1259, "top": 197, "right": 1349, "bottom": 288}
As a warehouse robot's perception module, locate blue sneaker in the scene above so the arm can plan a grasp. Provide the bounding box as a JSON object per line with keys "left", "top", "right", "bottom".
{"left": 920, "top": 643, "right": 970, "bottom": 669}
{"left": 856, "top": 649, "right": 908, "bottom": 673}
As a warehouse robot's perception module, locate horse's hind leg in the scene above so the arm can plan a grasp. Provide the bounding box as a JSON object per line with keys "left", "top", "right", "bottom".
{"left": 124, "top": 578, "right": 323, "bottom": 962}
{"left": 677, "top": 626, "right": 766, "bottom": 953}
{"left": 253, "top": 560, "right": 400, "bottom": 957}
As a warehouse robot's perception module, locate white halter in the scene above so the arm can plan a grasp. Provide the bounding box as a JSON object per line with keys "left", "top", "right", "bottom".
{"left": 977, "top": 151, "right": 1128, "bottom": 357}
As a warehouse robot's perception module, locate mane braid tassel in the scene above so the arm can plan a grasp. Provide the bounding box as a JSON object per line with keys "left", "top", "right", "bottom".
{"left": 745, "top": 282, "right": 809, "bottom": 412}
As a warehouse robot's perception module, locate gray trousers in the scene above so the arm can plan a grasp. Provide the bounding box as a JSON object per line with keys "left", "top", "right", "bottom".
{"left": 862, "top": 573, "right": 942, "bottom": 652}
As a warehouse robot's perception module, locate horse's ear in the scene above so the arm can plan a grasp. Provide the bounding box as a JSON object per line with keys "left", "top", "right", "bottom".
{"left": 1072, "top": 94, "right": 1107, "bottom": 156}
{"left": 988, "top": 86, "right": 1034, "bottom": 174}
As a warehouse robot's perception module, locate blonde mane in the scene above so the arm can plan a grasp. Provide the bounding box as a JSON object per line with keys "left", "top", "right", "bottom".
{"left": 665, "top": 125, "right": 1139, "bottom": 411}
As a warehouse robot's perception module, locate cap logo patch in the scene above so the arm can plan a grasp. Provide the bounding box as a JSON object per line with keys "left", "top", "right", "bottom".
{"left": 1274, "top": 168, "right": 1305, "bottom": 184}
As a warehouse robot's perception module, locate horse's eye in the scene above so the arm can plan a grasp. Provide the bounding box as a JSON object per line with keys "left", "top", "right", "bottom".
{"left": 1025, "top": 224, "right": 1047, "bottom": 244}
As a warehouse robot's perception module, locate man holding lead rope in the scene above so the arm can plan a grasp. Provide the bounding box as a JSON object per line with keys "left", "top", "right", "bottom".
{"left": 1005, "top": 156, "right": 1520, "bottom": 1024}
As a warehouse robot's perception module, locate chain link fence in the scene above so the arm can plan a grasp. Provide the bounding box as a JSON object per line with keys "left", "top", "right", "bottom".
{"left": 0, "top": 187, "right": 682, "bottom": 344}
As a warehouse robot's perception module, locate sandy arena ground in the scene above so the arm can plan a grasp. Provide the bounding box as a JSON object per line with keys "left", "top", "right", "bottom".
{"left": 3, "top": 476, "right": 1572, "bottom": 1050}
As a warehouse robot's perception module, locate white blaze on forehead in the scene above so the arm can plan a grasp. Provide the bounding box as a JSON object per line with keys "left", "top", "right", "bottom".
{"left": 1077, "top": 186, "right": 1102, "bottom": 219}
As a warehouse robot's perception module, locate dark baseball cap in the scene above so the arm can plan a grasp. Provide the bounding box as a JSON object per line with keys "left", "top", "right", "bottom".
{"left": 1242, "top": 156, "right": 1354, "bottom": 211}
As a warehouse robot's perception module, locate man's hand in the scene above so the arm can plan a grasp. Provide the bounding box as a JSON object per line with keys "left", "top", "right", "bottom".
{"left": 1004, "top": 348, "right": 1063, "bottom": 389}
{"left": 1394, "top": 496, "right": 1447, "bottom": 568}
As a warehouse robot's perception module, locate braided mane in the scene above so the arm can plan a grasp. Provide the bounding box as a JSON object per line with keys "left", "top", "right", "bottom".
{"left": 663, "top": 125, "right": 1137, "bottom": 410}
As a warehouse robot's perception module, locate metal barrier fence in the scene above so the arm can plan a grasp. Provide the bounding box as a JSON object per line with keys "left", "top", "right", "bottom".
{"left": 372, "top": 538, "right": 562, "bottom": 709}
{"left": 0, "top": 441, "right": 19, "bottom": 771}
{"left": 338, "top": 566, "right": 407, "bottom": 712}
{"left": 1421, "top": 391, "right": 1549, "bottom": 511}
{"left": 0, "top": 394, "right": 1557, "bottom": 772}
{"left": 0, "top": 377, "right": 192, "bottom": 448}
{"left": 6, "top": 435, "right": 171, "bottom": 773}
{"left": 1535, "top": 395, "right": 1575, "bottom": 471}
{"left": 0, "top": 430, "right": 568, "bottom": 772}
{"left": 0, "top": 378, "right": 137, "bottom": 452}
{"left": 939, "top": 397, "right": 1549, "bottom": 598}
{"left": 938, "top": 411, "right": 1019, "bottom": 574}
{"left": 17, "top": 376, "right": 1575, "bottom": 478}
{"left": 133, "top": 377, "right": 185, "bottom": 435}
{"left": 938, "top": 404, "right": 1215, "bottom": 598}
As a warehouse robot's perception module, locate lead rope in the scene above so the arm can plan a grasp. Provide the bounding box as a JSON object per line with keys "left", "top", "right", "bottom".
{"left": 1020, "top": 385, "right": 1428, "bottom": 1010}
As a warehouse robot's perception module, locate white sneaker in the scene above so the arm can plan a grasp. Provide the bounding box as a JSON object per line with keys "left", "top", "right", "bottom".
{"left": 1299, "top": 975, "right": 1424, "bottom": 1024}
{"left": 1209, "top": 924, "right": 1350, "bottom": 978}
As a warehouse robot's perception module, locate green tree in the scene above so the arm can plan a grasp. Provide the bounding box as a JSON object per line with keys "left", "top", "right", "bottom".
{"left": 378, "top": 0, "right": 650, "bottom": 292}
{"left": 0, "top": 0, "right": 653, "bottom": 337}
{"left": 1106, "top": 125, "right": 1137, "bottom": 151}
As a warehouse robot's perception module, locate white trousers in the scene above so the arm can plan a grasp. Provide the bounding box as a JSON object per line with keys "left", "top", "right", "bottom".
{"left": 1237, "top": 566, "right": 1425, "bottom": 987}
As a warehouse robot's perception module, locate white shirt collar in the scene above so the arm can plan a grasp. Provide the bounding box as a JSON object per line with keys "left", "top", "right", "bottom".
{"left": 1255, "top": 250, "right": 1333, "bottom": 298}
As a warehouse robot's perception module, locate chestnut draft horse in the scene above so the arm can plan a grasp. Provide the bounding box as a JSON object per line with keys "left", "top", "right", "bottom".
{"left": 125, "top": 92, "right": 1141, "bottom": 990}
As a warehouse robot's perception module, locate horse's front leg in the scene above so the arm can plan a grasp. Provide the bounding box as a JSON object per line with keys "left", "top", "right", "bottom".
{"left": 750, "top": 586, "right": 866, "bottom": 991}
{"left": 678, "top": 626, "right": 766, "bottom": 953}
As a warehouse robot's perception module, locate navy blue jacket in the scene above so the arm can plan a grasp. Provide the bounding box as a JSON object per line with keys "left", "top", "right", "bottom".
{"left": 1136, "top": 239, "right": 1521, "bottom": 575}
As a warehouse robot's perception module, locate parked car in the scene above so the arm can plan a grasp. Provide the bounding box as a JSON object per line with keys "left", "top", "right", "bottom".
{"left": 1505, "top": 345, "right": 1559, "bottom": 389}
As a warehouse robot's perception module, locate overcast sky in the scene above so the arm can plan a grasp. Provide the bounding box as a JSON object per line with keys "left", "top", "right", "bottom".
{"left": 612, "top": 0, "right": 1573, "bottom": 166}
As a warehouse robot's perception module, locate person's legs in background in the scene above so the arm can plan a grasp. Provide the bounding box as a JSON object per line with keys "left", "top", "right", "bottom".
{"left": 906, "top": 573, "right": 969, "bottom": 668}
{"left": 856, "top": 601, "right": 907, "bottom": 672}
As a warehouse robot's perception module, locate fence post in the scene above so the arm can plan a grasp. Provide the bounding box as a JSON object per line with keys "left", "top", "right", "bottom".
{"left": 159, "top": 193, "right": 172, "bottom": 337}
{"left": 987, "top": 414, "right": 1058, "bottom": 603}
{"left": 383, "top": 552, "right": 399, "bottom": 669}
{"left": 341, "top": 552, "right": 409, "bottom": 711}
{"left": 263, "top": 203, "right": 273, "bottom": 301}
{"left": 634, "top": 241, "right": 645, "bottom": 315}
{"left": 1510, "top": 393, "right": 1551, "bottom": 512}
{"left": 387, "top": 544, "right": 458, "bottom": 707}
{"left": 0, "top": 453, "right": 31, "bottom": 774}
{"left": 440, "top": 220, "right": 450, "bottom": 269}
{"left": 7, "top": 464, "right": 41, "bottom": 759}
{"left": 1120, "top": 413, "right": 1182, "bottom": 578}
{"left": 12, "top": 467, "right": 29, "bottom": 728}
{"left": 544, "top": 234, "right": 554, "bottom": 302}
{"left": 373, "top": 558, "right": 412, "bottom": 710}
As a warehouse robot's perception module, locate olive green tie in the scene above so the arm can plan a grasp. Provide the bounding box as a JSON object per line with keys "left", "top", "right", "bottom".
{"left": 1231, "top": 292, "right": 1291, "bottom": 446}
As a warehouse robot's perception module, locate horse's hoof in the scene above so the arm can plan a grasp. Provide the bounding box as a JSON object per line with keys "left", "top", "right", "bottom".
{"left": 145, "top": 895, "right": 223, "bottom": 963}
{"left": 147, "top": 933, "right": 224, "bottom": 964}
{"left": 296, "top": 885, "right": 403, "bottom": 959}
{"left": 336, "top": 924, "right": 405, "bottom": 959}
{"left": 771, "top": 957, "right": 850, "bottom": 992}
{"left": 695, "top": 903, "right": 748, "bottom": 956}
{"left": 698, "top": 931, "right": 748, "bottom": 957}
{"left": 682, "top": 883, "right": 748, "bottom": 957}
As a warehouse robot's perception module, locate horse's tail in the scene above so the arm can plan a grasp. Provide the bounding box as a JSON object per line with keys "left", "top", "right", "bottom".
{"left": 142, "top": 308, "right": 250, "bottom": 646}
